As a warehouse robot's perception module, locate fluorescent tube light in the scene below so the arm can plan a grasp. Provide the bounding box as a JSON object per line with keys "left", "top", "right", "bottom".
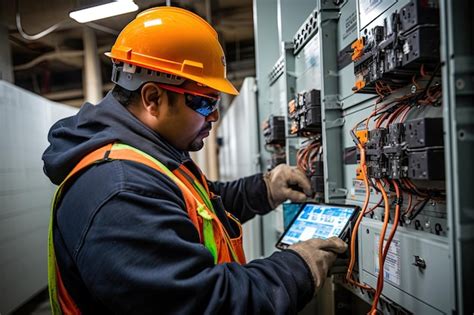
{"left": 69, "top": 0, "right": 139, "bottom": 23}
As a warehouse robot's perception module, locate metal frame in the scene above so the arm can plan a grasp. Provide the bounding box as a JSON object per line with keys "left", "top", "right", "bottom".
{"left": 317, "top": 1, "right": 346, "bottom": 202}
{"left": 440, "top": 0, "right": 474, "bottom": 313}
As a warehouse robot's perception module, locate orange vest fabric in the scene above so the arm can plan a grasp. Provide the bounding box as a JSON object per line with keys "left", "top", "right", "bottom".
{"left": 50, "top": 143, "right": 245, "bottom": 314}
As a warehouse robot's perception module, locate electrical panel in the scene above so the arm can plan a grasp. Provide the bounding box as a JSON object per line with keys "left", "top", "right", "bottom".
{"left": 287, "top": 88, "right": 324, "bottom": 199}
{"left": 253, "top": 0, "right": 472, "bottom": 313}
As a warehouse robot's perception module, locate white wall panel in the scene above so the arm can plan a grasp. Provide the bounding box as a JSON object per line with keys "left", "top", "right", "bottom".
{"left": 0, "top": 81, "right": 77, "bottom": 313}
{"left": 217, "top": 77, "right": 262, "bottom": 261}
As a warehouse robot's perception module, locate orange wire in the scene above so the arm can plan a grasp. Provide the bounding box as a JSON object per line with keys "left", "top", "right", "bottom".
{"left": 368, "top": 180, "right": 390, "bottom": 314}
{"left": 387, "top": 105, "right": 408, "bottom": 126}
{"left": 365, "top": 195, "right": 383, "bottom": 215}
{"left": 420, "top": 64, "right": 426, "bottom": 77}
{"left": 404, "top": 193, "right": 413, "bottom": 215}
{"left": 375, "top": 112, "right": 389, "bottom": 128}
{"left": 369, "top": 181, "right": 401, "bottom": 314}
{"left": 404, "top": 178, "right": 429, "bottom": 197}
{"left": 398, "top": 105, "right": 412, "bottom": 122}
{"left": 345, "top": 146, "right": 374, "bottom": 291}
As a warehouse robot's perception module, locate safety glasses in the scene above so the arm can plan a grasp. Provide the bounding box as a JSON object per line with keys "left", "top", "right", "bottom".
{"left": 157, "top": 84, "right": 220, "bottom": 117}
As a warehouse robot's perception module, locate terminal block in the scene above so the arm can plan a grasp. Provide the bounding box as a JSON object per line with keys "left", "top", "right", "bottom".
{"left": 263, "top": 115, "right": 286, "bottom": 145}
{"left": 352, "top": 0, "right": 440, "bottom": 94}
{"left": 399, "top": 0, "right": 440, "bottom": 33}
{"left": 309, "top": 161, "right": 324, "bottom": 194}
{"left": 358, "top": 118, "right": 444, "bottom": 181}
{"left": 355, "top": 129, "right": 369, "bottom": 145}
{"left": 405, "top": 117, "right": 444, "bottom": 149}
{"left": 366, "top": 128, "right": 388, "bottom": 179}
{"left": 408, "top": 148, "right": 445, "bottom": 180}
{"left": 288, "top": 89, "right": 322, "bottom": 136}
{"left": 383, "top": 123, "right": 408, "bottom": 179}
{"left": 401, "top": 26, "right": 440, "bottom": 70}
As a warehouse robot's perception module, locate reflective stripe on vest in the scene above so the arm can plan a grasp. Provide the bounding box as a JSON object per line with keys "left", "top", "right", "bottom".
{"left": 48, "top": 143, "right": 245, "bottom": 315}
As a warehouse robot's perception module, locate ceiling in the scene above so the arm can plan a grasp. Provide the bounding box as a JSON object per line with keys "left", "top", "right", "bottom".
{"left": 0, "top": 0, "right": 256, "bottom": 106}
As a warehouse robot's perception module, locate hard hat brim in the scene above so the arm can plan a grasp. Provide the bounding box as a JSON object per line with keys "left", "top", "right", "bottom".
{"left": 106, "top": 52, "right": 239, "bottom": 96}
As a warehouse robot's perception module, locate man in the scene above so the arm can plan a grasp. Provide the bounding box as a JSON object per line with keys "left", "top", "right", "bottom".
{"left": 42, "top": 6, "right": 347, "bottom": 314}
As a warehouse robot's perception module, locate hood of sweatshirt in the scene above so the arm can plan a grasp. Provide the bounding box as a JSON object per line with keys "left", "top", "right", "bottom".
{"left": 42, "top": 92, "right": 190, "bottom": 185}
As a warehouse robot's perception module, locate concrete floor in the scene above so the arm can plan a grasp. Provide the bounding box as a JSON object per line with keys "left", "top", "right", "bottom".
{"left": 30, "top": 301, "right": 51, "bottom": 315}
{"left": 10, "top": 289, "right": 51, "bottom": 315}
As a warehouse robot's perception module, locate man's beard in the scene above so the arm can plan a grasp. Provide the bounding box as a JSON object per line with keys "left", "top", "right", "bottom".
{"left": 188, "top": 138, "right": 205, "bottom": 151}
{"left": 187, "top": 123, "right": 211, "bottom": 151}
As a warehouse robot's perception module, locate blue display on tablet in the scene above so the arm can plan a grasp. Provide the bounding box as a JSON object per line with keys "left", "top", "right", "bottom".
{"left": 276, "top": 203, "right": 359, "bottom": 249}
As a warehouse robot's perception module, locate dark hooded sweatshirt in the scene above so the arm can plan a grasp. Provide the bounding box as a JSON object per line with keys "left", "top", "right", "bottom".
{"left": 42, "top": 92, "right": 313, "bottom": 314}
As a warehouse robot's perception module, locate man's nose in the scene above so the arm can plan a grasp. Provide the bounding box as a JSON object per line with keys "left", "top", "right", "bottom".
{"left": 206, "top": 109, "right": 219, "bottom": 122}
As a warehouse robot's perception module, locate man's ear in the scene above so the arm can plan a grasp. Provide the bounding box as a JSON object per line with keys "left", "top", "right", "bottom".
{"left": 140, "top": 82, "right": 165, "bottom": 117}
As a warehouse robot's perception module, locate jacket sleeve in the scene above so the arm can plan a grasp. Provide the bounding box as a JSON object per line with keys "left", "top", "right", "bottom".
{"left": 74, "top": 167, "right": 313, "bottom": 315}
{"left": 207, "top": 173, "right": 273, "bottom": 223}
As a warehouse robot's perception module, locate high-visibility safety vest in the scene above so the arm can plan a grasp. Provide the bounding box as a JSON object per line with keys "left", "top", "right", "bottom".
{"left": 48, "top": 142, "right": 246, "bottom": 314}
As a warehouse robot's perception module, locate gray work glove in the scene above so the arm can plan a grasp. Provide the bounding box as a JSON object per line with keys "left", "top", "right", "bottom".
{"left": 288, "top": 237, "right": 347, "bottom": 295}
{"left": 263, "top": 164, "right": 312, "bottom": 209}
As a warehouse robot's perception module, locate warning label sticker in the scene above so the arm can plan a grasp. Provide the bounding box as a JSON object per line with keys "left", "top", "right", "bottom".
{"left": 374, "top": 235, "right": 401, "bottom": 286}
{"left": 351, "top": 179, "right": 375, "bottom": 196}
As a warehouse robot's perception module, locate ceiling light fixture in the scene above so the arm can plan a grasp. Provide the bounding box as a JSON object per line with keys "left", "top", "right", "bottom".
{"left": 69, "top": 0, "right": 139, "bottom": 24}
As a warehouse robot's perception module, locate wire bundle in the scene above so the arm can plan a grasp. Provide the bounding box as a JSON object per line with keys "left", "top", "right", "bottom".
{"left": 347, "top": 65, "right": 442, "bottom": 314}
{"left": 296, "top": 138, "right": 321, "bottom": 175}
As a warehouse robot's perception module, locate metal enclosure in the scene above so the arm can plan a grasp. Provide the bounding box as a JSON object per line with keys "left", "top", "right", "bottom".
{"left": 252, "top": 0, "right": 473, "bottom": 313}
{"left": 440, "top": 0, "right": 474, "bottom": 313}
{"left": 0, "top": 81, "right": 78, "bottom": 313}
{"left": 254, "top": 0, "right": 318, "bottom": 257}
{"left": 217, "top": 77, "right": 262, "bottom": 261}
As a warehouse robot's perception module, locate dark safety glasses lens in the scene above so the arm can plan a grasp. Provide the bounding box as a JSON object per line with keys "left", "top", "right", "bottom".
{"left": 185, "top": 94, "right": 219, "bottom": 117}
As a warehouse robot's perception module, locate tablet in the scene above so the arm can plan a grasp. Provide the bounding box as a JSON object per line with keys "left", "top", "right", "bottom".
{"left": 276, "top": 203, "right": 360, "bottom": 250}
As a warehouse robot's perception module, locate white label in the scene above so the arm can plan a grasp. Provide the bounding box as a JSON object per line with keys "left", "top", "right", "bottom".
{"left": 304, "top": 34, "right": 320, "bottom": 70}
{"left": 403, "top": 41, "right": 411, "bottom": 55}
{"left": 374, "top": 235, "right": 401, "bottom": 286}
{"left": 352, "top": 179, "right": 375, "bottom": 195}
{"left": 343, "top": 11, "right": 358, "bottom": 41}
{"left": 358, "top": 0, "right": 394, "bottom": 29}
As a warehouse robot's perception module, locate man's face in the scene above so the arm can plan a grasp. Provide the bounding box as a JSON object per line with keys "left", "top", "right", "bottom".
{"left": 155, "top": 81, "right": 220, "bottom": 152}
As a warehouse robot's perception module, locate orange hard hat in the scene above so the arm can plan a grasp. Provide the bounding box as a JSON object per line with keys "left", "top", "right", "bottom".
{"left": 105, "top": 7, "right": 238, "bottom": 95}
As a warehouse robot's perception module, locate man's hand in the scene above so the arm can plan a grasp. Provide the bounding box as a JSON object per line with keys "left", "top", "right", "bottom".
{"left": 288, "top": 237, "right": 347, "bottom": 295}
{"left": 263, "top": 164, "right": 312, "bottom": 209}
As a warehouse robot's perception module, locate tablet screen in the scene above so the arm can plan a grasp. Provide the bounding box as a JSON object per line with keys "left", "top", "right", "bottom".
{"left": 279, "top": 203, "right": 357, "bottom": 246}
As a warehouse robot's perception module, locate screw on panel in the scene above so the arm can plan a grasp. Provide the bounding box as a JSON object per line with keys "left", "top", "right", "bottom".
{"left": 455, "top": 78, "right": 465, "bottom": 90}
{"left": 424, "top": 220, "right": 431, "bottom": 229}
{"left": 402, "top": 214, "right": 411, "bottom": 225}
